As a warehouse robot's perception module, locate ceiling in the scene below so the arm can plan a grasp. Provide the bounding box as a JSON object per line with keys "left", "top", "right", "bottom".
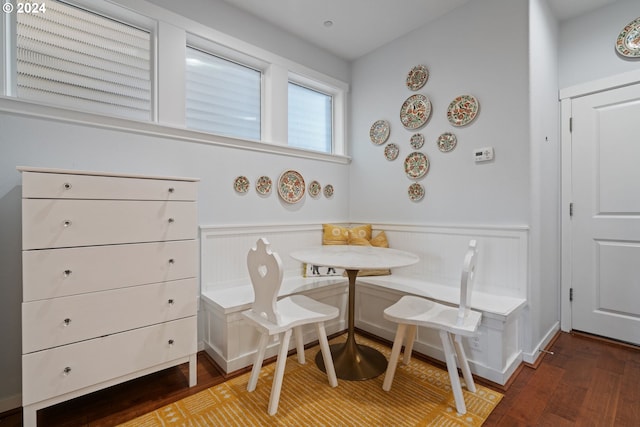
{"left": 220, "top": 0, "right": 622, "bottom": 60}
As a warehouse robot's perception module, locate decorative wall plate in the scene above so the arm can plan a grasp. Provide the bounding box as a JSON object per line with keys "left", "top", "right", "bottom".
{"left": 234, "top": 176, "right": 249, "bottom": 193}
{"left": 369, "top": 120, "right": 390, "bottom": 145}
{"left": 308, "top": 180, "right": 321, "bottom": 198}
{"left": 384, "top": 143, "right": 399, "bottom": 161}
{"left": 400, "top": 94, "right": 431, "bottom": 130}
{"left": 408, "top": 183, "right": 425, "bottom": 202}
{"left": 277, "top": 170, "right": 305, "bottom": 203}
{"left": 255, "top": 175, "right": 272, "bottom": 195}
{"left": 437, "top": 132, "right": 457, "bottom": 152}
{"left": 410, "top": 133, "right": 425, "bottom": 149}
{"left": 616, "top": 16, "right": 640, "bottom": 58}
{"left": 406, "top": 65, "right": 429, "bottom": 91}
{"left": 323, "top": 184, "right": 334, "bottom": 198}
{"left": 404, "top": 152, "right": 429, "bottom": 180}
{"left": 447, "top": 94, "right": 479, "bottom": 127}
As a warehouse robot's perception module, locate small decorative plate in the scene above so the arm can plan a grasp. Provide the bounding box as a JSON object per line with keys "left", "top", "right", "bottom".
{"left": 404, "top": 152, "right": 430, "bottom": 180}
{"left": 406, "top": 65, "right": 429, "bottom": 91}
{"left": 410, "top": 133, "right": 425, "bottom": 149}
{"left": 308, "top": 180, "right": 321, "bottom": 198}
{"left": 323, "top": 184, "right": 334, "bottom": 198}
{"left": 408, "top": 183, "right": 425, "bottom": 202}
{"left": 384, "top": 143, "right": 399, "bottom": 161}
{"left": 447, "top": 94, "right": 479, "bottom": 127}
{"left": 437, "top": 132, "right": 457, "bottom": 152}
{"left": 400, "top": 94, "right": 431, "bottom": 130}
{"left": 616, "top": 16, "right": 640, "bottom": 58}
{"left": 255, "top": 175, "right": 272, "bottom": 195}
{"left": 277, "top": 170, "right": 305, "bottom": 203}
{"left": 234, "top": 176, "right": 249, "bottom": 193}
{"left": 369, "top": 120, "right": 390, "bottom": 145}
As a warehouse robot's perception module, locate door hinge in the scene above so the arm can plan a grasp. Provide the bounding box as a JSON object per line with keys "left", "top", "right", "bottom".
{"left": 569, "top": 288, "right": 573, "bottom": 302}
{"left": 569, "top": 117, "right": 573, "bottom": 133}
{"left": 569, "top": 202, "right": 573, "bottom": 217}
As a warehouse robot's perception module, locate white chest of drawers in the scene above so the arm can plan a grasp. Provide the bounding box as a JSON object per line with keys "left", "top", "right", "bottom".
{"left": 18, "top": 167, "right": 199, "bottom": 426}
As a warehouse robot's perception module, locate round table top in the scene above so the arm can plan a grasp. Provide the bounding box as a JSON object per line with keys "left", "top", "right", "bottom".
{"left": 290, "top": 245, "right": 419, "bottom": 270}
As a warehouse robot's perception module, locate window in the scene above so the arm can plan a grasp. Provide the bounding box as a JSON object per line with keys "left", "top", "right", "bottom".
{"left": 15, "top": 0, "right": 152, "bottom": 121}
{"left": 185, "top": 47, "right": 261, "bottom": 140}
{"left": 288, "top": 82, "right": 332, "bottom": 153}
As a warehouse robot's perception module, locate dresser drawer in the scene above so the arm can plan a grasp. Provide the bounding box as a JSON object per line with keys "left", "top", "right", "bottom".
{"left": 22, "top": 316, "right": 196, "bottom": 406}
{"left": 22, "top": 171, "right": 197, "bottom": 201}
{"left": 22, "top": 199, "right": 197, "bottom": 249}
{"left": 23, "top": 240, "right": 197, "bottom": 301}
{"left": 22, "top": 278, "right": 197, "bottom": 353}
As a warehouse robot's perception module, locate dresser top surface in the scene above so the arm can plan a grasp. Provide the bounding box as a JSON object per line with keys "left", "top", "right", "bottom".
{"left": 17, "top": 166, "right": 200, "bottom": 182}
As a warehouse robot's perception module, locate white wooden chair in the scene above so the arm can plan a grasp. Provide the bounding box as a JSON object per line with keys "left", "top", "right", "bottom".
{"left": 382, "top": 239, "right": 481, "bottom": 415}
{"left": 241, "top": 238, "right": 339, "bottom": 415}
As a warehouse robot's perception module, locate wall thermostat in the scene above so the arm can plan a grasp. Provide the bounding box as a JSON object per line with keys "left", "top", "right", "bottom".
{"left": 474, "top": 147, "right": 494, "bottom": 162}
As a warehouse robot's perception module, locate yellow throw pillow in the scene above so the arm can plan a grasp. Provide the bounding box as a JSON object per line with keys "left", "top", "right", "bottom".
{"left": 322, "top": 223, "right": 372, "bottom": 245}
{"left": 355, "top": 230, "right": 391, "bottom": 276}
{"left": 322, "top": 224, "right": 350, "bottom": 245}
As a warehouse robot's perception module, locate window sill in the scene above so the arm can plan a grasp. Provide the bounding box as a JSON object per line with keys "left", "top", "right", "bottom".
{"left": 0, "top": 97, "right": 351, "bottom": 165}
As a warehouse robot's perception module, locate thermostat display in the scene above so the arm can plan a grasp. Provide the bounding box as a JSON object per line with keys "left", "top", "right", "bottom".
{"left": 474, "top": 147, "right": 494, "bottom": 162}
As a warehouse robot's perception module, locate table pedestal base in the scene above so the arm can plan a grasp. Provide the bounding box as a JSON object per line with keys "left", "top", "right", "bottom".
{"left": 315, "top": 339, "right": 388, "bottom": 381}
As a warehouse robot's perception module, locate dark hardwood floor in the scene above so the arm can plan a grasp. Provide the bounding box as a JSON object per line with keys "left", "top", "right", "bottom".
{"left": 1, "top": 331, "right": 638, "bottom": 426}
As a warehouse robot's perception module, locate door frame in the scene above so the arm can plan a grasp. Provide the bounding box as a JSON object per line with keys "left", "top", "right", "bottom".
{"left": 559, "top": 69, "right": 640, "bottom": 333}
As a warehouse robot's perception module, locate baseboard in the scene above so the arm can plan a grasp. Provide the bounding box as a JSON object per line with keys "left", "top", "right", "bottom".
{"left": 522, "top": 322, "right": 560, "bottom": 365}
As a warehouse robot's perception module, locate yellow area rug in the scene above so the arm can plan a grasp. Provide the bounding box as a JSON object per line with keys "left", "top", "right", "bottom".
{"left": 119, "top": 335, "right": 502, "bottom": 427}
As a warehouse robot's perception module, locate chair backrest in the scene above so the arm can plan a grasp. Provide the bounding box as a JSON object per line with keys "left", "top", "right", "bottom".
{"left": 247, "top": 238, "right": 284, "bottom": 324}
{"left": 457, "top": 239, "right": 478, "bottom": 325}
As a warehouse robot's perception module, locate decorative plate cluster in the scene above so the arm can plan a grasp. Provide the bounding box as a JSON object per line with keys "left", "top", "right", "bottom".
{"left": 368, "top": 63, "right": 483, "bottom": 202}
{"left": 233, "top": 171, "right": 334, "bottom": 202}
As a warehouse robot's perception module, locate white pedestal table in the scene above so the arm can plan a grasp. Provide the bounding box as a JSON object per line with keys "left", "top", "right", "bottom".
{"left": 290, "top": 245, "right": 419, "bottom": 380}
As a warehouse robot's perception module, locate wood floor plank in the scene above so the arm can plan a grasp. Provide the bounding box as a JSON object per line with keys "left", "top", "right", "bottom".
{"left": 1, "top": 332, "right": 639, "bottom": 427}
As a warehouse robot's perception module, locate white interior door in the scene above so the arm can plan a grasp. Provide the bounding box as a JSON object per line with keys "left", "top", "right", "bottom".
{"left": 571, "top": 82, "right": 640, "bottom": 345}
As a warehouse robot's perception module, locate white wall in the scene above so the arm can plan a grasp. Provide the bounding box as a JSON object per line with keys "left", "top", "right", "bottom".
{"left": 0, "top": 0, "right": 351, "bottom": 411}
{"left": 527, "top": 0, "right": 561, "bottom": 359}
{"left": 145, "top": 0, "right": 350, "bottom": 83}
{"left": 558, "top": 0, "right": 640, "bottom": 89}
{"left": 349, "top": 0, "right": 530, "bottom": 225}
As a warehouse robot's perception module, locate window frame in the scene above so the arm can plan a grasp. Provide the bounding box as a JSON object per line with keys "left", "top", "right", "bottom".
{"left": 287, "top": 79, "right": 334, "bottom": 153}
{"left": 5, "top": 0, "right": 157, "bottom": 120}
{"left": 0, "top": 0, "right": 350, "bottom": 163}
{"left": 185, "top": 33, "right": 267, "bottom": 142}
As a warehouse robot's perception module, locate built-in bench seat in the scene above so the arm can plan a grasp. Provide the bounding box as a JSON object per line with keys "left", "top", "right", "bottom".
{"left": 199, "top": 223, "right": 529, "bottom": 385}
{"left": 202, "top": 276, "right": 347, "bottom": 315}
{"left": 359, "top": 276, "right": 526, "bottom": 320}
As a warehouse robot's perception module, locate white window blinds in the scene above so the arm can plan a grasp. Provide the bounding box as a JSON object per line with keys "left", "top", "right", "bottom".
{"left": 16, "top": 0, "right": 151, "bottom": 121}
{"left": 185, "top": 47, "right": 261, "bottom": 140}
{"left": 288, "top": 82, "right": 332, "bottom": 153}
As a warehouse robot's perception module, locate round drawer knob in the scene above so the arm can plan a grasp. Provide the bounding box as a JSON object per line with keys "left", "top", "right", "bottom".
{"left": 63, "top": 269, "right": 72, "bottom": 277}
{"left": 168, "top": 299, "right": 174, "bottom": 305}
{"left": 168, "top": 339, "right": 174, "bottom": 346}
{"left": 63, "top": 183, "right": 72, "bottom": 190}
{"left": 168, "top": 258, "right": 175, "bottom": 265}
{"left": 63, "top": 318, "right": 71, "bottom": 326}
{"left": 63, "top": 220, "right": 72, "bottom": 227}
{"left": 168, "top": 187, "right": 175, "bottom": 193}
{"left": 63, "top": 367, "right": 72, "bottom": 375}
{"left": 168, "top": 218, "right": 175, "bottom": 224}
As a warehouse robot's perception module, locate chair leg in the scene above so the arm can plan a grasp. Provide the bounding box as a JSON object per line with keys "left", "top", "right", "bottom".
{"left": 315, "top": 322, "right": 338, "bottom": 388}
{"left": 440, "top": 330, "right": 467, "bottom": 415}
{"left": 403, "top": 324, "right": 417, "bottom": 365}
{"left": 294, "top": 326, "right": 305, "bottom": 364}
{"left": 268, "top": 329, "right": 292, "bottom": 416}
{"left": 382, "top": 323, "right": 407, "bottom": 391}
{"left": 247, "top": 333, "right": 269, "bottom": 392}
{"left": 454, "top": 334, "right": 476, "bottom": 393}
